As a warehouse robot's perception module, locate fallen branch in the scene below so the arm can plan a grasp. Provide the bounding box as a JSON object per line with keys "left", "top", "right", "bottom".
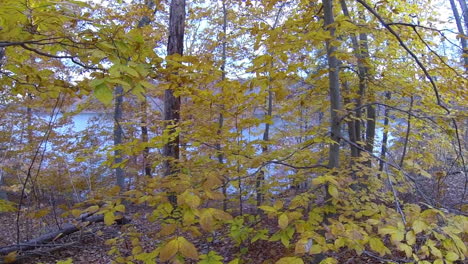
{"left": 0, "top": 214, "right": 130, "bottom": 256}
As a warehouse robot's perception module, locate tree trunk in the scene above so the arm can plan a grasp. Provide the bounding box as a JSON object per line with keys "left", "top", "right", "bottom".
{"left": 458, "top": 0, "right": 468, "bottom": 34}
{"left": 343, "top": 81, "right": 359, "bottom": 158}
{"left": 137, "top": 2, "right": 155, "bottom": 177}
{"left": 114, "top": 85, "right": 125, "bottom": 190}
{"left": 379, "top": 92, "right": 391, "bottom": 172}
{"left": 340, "top": 0, "right": 375, "bottom": 162}
{"left": 163, "top": 0, "right": 185, "bottom": 203}
{"left": 217, "top": 0, "right": 228, "bottom": 212}
{"left": 323, "top": 0, "right": 342, "bottom": 169}
{"left": 141, "top": 99, "right": 151, "bottom": 177}
{"left": 450, "top": 0, "right": 468, "bottom": 72}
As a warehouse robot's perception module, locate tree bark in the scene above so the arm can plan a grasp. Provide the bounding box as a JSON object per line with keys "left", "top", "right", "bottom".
{"left": 450, "top": 0, "right": 468, "bottom": 72}
{"left": 114, "top": 85, "right": 125, "bottom": 190}
{"left": 340, "top": 0, "right": 375, "bottom": 161}
{"left": 163, "top": 0, "right": 185, "bottom": 204}
{"left": 323, "top": 0, "right": 342, "bottom": 169}
{"left": 141, "top": 99, "right": 151, "bottom": 177}
{"left": 379, "top": 92, "right": 391, "bottom": 172}
{"left": 217, "top": 0, "right": 228, "bottom": 212}
{"left": 138, "top": 1, "right": 155, "bottom": 178}
{"left": 343, "top": 81, "right": 359, "bottom": 158}
{"left": 458, "top": 0, "right": 468, "bottom": 34}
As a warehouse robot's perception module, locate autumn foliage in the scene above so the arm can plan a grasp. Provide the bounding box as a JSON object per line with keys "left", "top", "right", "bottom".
{"left": 0, "top": 0, "right": 467, "bottom": 263}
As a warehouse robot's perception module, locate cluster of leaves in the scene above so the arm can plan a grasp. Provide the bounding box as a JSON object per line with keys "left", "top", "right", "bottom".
{"left": 0, "top": 0, "right": 467, "bottom": 264}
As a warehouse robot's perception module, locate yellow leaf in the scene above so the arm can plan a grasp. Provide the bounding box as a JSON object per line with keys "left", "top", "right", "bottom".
{"left": 433, "top": 259, "right": 443, "bottom": 264}
{"left": 328, "top": 185, "right": 338, "bottom": 198}
{"left": 412, "top": 220, "right": 426, "bottom": 234}
{"left": 278, "top": 213, "right": 289, "bottom": 229}
{"left": 445, "top": 251, "right": 459, "bottom": 262}
{"left": 319, "top": 257, "right": 338, "bottom": 264}
{"left": 114, "top": 204, "right": 125, "bottom": 213}
{"left": 33, "top": 208, "right": 50, "bottom": 218}
{"left": 406, "top": 230, "right": 416, "bottom": 245}
{"left": 71, "top": 209, "right": 82, "bottom": 218}
{"left": 274, "top": 200, "right": 284, "bottom": 210}
{"left": 309, "top": 244, "right": 322, "bottom": 254}
{"left": 56, "top": 258, "right": 73, "bottom": 264}
{"left": 159, "top": 223, "right": 177, "bottom": 236}
{"left": 86, "top": 205, "right": 99, "bottom": 214}
{"left": 104, "top": 212, "right": 115, "bottom": 226}
{"left": 200, "top": 210, "right": 214, "bottom": 232}
{"left": 275, "top": 256, "right": 304, "bottom": 264}
{"left": 177, "top": 237, "right": 198, "bottom": 259}
{"left": 159, "top": 239, "right": 179, "bottom": 261}
{"left": 295, "top": 238, "right": 313, "bottom": 254}
{"left": 258, "top": 206, "right": 277, "bottom": 213}
{"left": 228, "top": 258, "right": 240, "bottom": 264}
{"left": 4, "top": 251, "right": 17, "bottom": 263}
{"left": 212, "top": 209, "right": 232, "bottom": 221}
{"left": 369, "top": 237, "right": 389, "bottom": 256}
{"left": 397, "top": 243, "right": 413, "bottom": 258}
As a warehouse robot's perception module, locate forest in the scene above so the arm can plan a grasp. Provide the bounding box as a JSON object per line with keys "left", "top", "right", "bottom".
{"left": 0, "top": 0, "right": 467, "bottom": 263}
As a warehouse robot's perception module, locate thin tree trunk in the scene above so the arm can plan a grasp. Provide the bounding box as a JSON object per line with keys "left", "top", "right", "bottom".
{"left": 138, "top": 0, "right": 155, "bottom": 178}
{"left": 458, "top": 0, "right": 468, "bottom": 34}
{"left": 343, "top": 81, "right": 359, "bottom": 158}
{"left": 0, "top": 171, "right": 6, "bottom": 200}
{"left": 450, "top": 0, "right": 468, "bottom": 72}
{"left": 379, "top": 92, "right": 391, "bottom": 172}
{"left": 217, "top": 0, "right": 228, "bottom": 212}
{"left": 340, "top": 0, "right": 375, "bottom": 161}
{"left": 163, "top": 0, "right": 185, "bottom": 204}
{"left": 141, "top": 100, "right": 151, "bottom": 177}
{"left": 323, "top": 0, "right": 341, "bottom": 169}
{"left": 399, "top": 96, "right": 413, "bottom": 168}
{"left": 114, "top": 85, "right": 125, "bottom": 190}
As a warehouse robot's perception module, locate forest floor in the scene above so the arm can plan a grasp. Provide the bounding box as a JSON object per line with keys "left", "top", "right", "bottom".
{"left": 0, "top": 204, "right": 393, "bottom": 264}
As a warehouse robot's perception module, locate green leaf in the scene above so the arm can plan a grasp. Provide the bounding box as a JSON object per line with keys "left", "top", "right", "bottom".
{"left": 94, "top": 83, "right": 113, "bottom": 105}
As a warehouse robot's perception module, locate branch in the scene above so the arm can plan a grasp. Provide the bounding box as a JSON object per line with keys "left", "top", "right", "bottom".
{"left": 19, "top": 44, "right": 105, "bottom": 71}
{"left": 1, "top": 214, "right": 130, "bottom": 256}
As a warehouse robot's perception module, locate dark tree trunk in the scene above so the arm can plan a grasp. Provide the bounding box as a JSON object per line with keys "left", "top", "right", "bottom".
{"left": 114, "top": 85, "right": 125, "bottom": 190}
{"left": 340, "top": 0, "right": 374, "bottom": 162}
{"left": 379, "top": 92, "right": 391, "bottom": 172}
{"left": 217, "top": 0, "right": 228, "bottom": 212}
{"left": 323, "top": 0, "right": 342, "bottom": 169}
{"left": 163, "top": 0, "right": 185, "bottom": 204}
{"left": 141, "top": 100, "right": 151, "bottom": 177}
{"left": 138, "top": 1, "right": 155, "bottom": 178}
{"left": 343, "top": 81, "right": 359, "bottom": 158}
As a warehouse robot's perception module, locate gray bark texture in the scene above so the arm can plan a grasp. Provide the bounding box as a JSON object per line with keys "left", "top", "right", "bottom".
{"left": 163, "top": 0, "right": 185, "bottom": 182}
{"left": 450, "top": 0, "right": 468, "bottom": 72}
{"left": 323, "top": 0, "right": 342, "bottom": 169}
